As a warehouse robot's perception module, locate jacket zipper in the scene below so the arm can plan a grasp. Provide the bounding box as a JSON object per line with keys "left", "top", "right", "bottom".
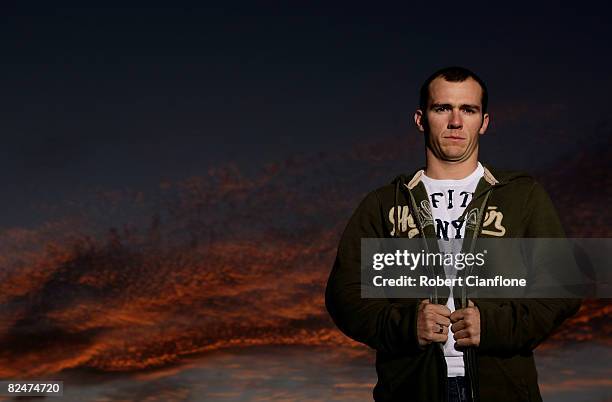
{"left": 404, "top": 179, "right": 496, "bottom": 402}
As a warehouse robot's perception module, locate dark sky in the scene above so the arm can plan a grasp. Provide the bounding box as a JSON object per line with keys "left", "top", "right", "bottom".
{"left": 1, "top": 2, "right": 611, "bottom": 227}
{"left": 0, "top": 5, "right": 610, "bottom": 401}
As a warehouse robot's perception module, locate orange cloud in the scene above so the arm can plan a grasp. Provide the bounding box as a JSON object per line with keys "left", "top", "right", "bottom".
{"left": 0, "top": 136, "right": 608, "bottom": 382}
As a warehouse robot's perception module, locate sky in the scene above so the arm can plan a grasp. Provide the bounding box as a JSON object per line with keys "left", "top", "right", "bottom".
{"left": 0, "top": 2, "right": 610, "bottom": 402}
{"left": 1, "top": 2, "right": 611, "bottom": 227}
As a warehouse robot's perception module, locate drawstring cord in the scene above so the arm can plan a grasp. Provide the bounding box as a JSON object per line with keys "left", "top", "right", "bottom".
{"left": 394, "top": 179, "right": 400, "bottom": 239}
{"left": 462, "top": 187, "right": 493, "bottom": 402}
{"left": 399, "top": 176, "right": 437, "bottom": 304}
{"left": 461, "top": 189, "right": 492, "bottom": 307}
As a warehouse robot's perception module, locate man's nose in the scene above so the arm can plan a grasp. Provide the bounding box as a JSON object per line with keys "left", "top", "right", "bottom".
{"left": 447, "top": 110, "right": 462, "bottom": 129}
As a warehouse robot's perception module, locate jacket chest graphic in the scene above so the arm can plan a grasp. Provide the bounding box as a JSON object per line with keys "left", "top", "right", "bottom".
{"left": 388, "top": 204, "right": 506, "bottom": 238}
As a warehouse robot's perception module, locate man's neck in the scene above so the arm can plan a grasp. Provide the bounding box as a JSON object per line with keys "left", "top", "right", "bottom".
{"left": 424, "top": 155, "right": 479, "bottom": 180}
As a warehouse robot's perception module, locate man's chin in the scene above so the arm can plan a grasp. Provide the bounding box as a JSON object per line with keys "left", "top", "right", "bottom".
{"left": 439, "top": 151, "right": 468, "bottom": 162}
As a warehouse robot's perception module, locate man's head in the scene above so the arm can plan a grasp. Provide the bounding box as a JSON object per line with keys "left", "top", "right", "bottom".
{"left": 414, "top": 66, "right": 490, "bottom": 164}
{"left": 419, "top": 66, "right": 488, "bottom": 114}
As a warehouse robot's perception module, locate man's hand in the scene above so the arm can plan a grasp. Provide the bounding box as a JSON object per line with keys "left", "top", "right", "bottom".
{"left": 450, "top": 300, "right": 480, "bottom": 347}
{"left": 417, "top": 299, "right": 451, "bottom": 346}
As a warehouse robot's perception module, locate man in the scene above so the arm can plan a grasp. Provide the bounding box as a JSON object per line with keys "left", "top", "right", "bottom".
{"left": 325, "top": 66, "right": 581, "bottom": 401}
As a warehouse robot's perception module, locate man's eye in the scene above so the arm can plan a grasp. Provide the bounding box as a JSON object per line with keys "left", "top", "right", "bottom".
{"left": 434, "top": 106, "right": 449, "bottom": 112}
{"left": 462, "top": 108, "right": 475, "bottom": 114}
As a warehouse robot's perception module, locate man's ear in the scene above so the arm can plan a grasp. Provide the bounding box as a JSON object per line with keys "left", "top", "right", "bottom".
{"left": 414, "top": 109, "right": 426, "bottom": 133}
{"left": 478, "top": 113, "right": 490, "bottom": 135}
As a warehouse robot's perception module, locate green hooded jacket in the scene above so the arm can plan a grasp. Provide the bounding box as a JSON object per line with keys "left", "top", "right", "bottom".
{"left": 325, "top": 164, "right": 581, "bottom": 402}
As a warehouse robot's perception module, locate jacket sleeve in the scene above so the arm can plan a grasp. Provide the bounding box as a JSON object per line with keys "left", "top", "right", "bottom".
{"left": 325, "top": 190, "right": 422, "bottom": 355}
{"left": 474, "top": 182, "right": 582, "bottom": 355}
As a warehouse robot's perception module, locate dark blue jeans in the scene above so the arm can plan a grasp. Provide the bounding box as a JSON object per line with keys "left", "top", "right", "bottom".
{"left": 447, "top": 376, "right": 472, "bottom": 402}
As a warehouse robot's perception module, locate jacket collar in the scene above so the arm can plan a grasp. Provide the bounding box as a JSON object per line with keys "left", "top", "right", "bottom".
{"left": 405, "top": 163, "right": 499, "bottom": 189}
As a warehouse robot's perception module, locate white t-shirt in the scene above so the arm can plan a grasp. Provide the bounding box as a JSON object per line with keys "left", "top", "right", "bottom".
{"left": 420, "top": 162, "right": 484, "bottom": 377}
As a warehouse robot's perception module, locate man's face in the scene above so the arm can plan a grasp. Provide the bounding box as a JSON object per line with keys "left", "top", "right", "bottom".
{"left": 414, "top": 77, "right": 489, "bottom": 163}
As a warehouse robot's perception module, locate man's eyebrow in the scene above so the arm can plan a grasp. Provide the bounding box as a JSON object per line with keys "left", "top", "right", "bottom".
{"left": 430, "top": 102, "right": 452, "bottom": 109}
{"left": 429, "top": 103, "right": 481, "bottom": 111}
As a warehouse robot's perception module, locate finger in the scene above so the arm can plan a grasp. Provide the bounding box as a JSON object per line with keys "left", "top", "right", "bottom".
{"left": 429, "top": 322, "right": 448, "bottom": 336}
{"left": 455, "top": 337, "right": 476, "bottom": 347}
{"left": 464, "top": 306, "right": 478, "bottom": 316}
{"left": 431, "top": 333, "right": 448, "bottom": 343}
{"left": 441, "top": 306, "right": 452, "bottom": 317}
{"left": 451, "top": 320, "right": 467, "bottom": 333}
{"left": 452, "top": 307, "right": 477, "bottom": 321}
{"left": 429, "top": 304, "right": 451, "bottom": 317}
{"left": 450, "top": 309, "right": 464, "bottom": 323}
{"left": 453, "top": 328, "right": 471, "bottom": 340}
{"left": 452, "top": 309, "right": 477, "bottom": 323}
{"left": 432, "top": 314, "right": 451, "bottom": 327}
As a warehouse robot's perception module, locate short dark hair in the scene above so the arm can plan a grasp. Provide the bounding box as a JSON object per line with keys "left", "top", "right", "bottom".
{"left": 419, "top": 66, "right": 488, "bottom": 113}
